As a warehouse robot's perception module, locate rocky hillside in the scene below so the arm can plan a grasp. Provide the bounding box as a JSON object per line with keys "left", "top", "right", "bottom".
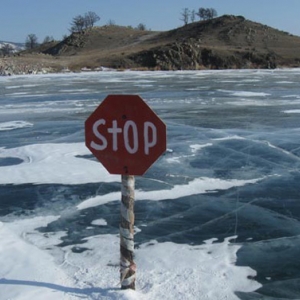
{"left": 2, "top": 15, "right": 300, "bottom": 74}
{"left": 130, "top": 15, "right": 300, "bottom": 70}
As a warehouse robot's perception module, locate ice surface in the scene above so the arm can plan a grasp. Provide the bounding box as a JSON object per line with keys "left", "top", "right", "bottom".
{"left": 1, "top": 69, "right": 300, "bottom": 299}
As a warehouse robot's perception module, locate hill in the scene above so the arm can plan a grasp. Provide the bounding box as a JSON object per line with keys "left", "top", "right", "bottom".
{"left": 0, "top": 41, "right": 24, "bottom": 52}
{"left": 2, "top": 15, "right": 300, "bottom": 74}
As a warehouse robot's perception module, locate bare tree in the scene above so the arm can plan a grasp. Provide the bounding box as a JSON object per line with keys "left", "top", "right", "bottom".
{"left": 43, "top": 35, "right": 54, "bottom": 44}
{"left": 190, "top": 9, "right": 196, "bottom": 23}
{"left": 0, "top": 43, "right": 14, "bottom": 56}
{"left": 69, "top": 12, "right": 100, "bottom": 33}
{"left": 207, "top": 8, "right": 218, "bottom": 19}
{"left": 84, "top": 11, "right": 100, "bottom": 28}
{"left": 180, "top": 8, "right": 190, "bottom": 25}
{"left": 107, "top": 19, "right": 116, "bottom": 26}
{"left": 69, "top": 15, "right": 85, "bottom": 33}
{"left": 25, "top": 34, "right": 39, "bottom": 49}
{"left": 136, "top": 23, "right": 146, "bottom": 31}
{"left": 197, "top": 8, "right": 207, "bottom": 20}
{"left": 197, "top": 7, "right": 218, "bottom": 20}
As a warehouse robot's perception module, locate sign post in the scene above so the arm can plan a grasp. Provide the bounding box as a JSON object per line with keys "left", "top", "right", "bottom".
{"left": 120, "top": 174, "right": 136, "bottom": 289}
{"left": 85, "top": 95, "right": 167, "bottom": 289}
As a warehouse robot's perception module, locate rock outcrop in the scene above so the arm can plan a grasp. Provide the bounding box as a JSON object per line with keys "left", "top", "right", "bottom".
{"left": 0, "top": 57, "right": 55, "bottom": 76}
{"left": 129, "top": 40, "right": 278, "bottom": 70}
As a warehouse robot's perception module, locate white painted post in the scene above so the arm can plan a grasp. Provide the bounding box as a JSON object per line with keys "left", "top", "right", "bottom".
{"left": 120, "top": 175, "right": 136, "bottom": 290}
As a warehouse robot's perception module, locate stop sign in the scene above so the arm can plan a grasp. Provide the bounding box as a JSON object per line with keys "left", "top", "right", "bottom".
{"left": 85, "top": 95, "right": 166, "bottom": 175}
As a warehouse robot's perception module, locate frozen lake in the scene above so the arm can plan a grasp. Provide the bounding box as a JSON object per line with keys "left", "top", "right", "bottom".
{"left": 1, "top": 69, "right": 300, "bottom": 299}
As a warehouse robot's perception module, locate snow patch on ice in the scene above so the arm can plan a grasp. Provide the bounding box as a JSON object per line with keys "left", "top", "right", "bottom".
{"left": 231, "top": 91, "right": 270, "bottom": 97}
{"left": 283, "top": 109, "right": 300, "bottom": 114}
{"left": 0, "top": 221, "right": 75, "bottom": 300}
{"left": 91, "top": 219, "right": 108, "bottom": 226}
{"left": 0, "top": 120, "right": 33, "bottom": 131}
{"left": 0, "top": 213, "right": 261, "bottom": 300}
{"left": 77, "top": 176, "right": 265, "bottom": 210}
{"left": 0, "top": 143, "right": 118, "bottom": 184}
{"left": 190, "top": 143, "right": 213, "bottom": 153}
{"left": 213, "top": 135, "right": 245, "bottom": 141}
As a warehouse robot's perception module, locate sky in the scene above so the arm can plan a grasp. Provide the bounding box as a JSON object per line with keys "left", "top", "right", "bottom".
{"left": 1, "top": 0, "right": 300, "bottom": 43}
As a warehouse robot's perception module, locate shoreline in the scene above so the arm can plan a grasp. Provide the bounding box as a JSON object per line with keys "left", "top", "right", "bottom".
{"left": 1, "top": 56, "right": 299, "bottom": 77}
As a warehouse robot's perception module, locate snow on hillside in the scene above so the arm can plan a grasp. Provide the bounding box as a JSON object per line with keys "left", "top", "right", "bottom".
{"left": 0, "top": 41, "right": 24, "bottom": 52}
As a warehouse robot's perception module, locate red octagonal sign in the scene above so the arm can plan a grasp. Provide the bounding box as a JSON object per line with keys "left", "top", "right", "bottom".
{"left": 85, "top": 95, "right": 167, "bottom": 175}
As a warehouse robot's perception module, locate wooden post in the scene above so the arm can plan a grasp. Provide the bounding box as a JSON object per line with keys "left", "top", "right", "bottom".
{"left": 120, "top": 175, "right": 136, "bottom": 289}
